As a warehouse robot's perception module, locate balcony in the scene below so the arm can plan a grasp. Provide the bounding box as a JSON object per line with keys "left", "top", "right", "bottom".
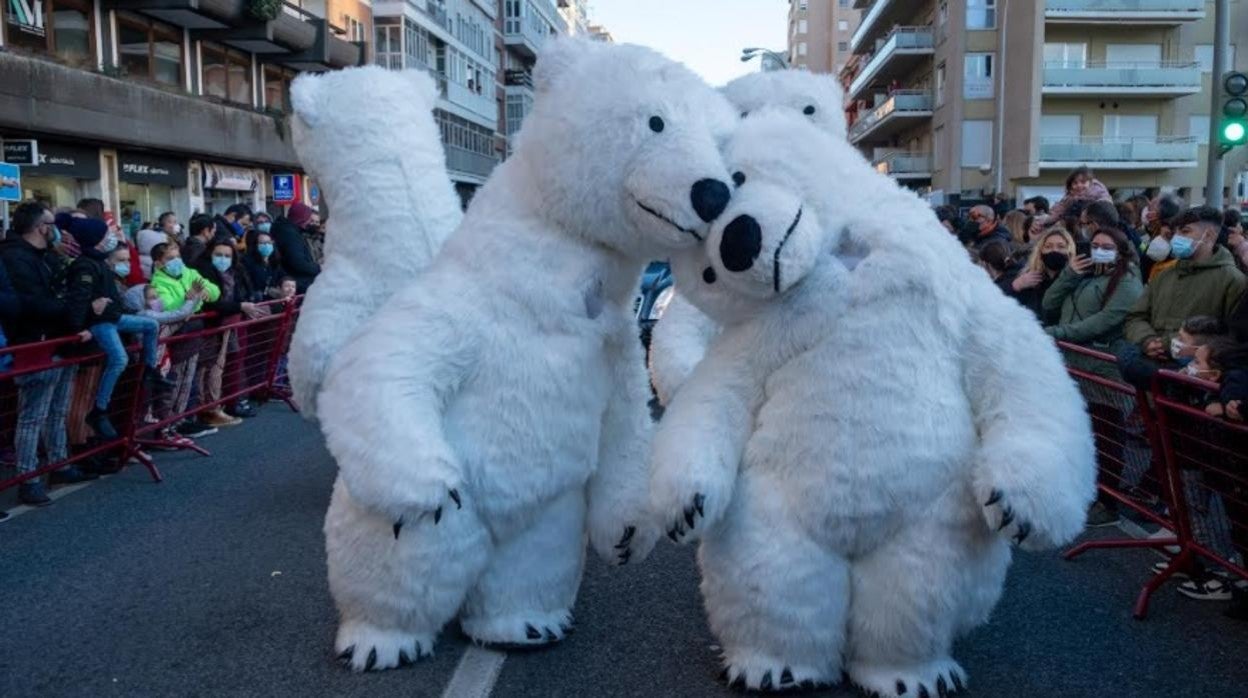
{"left": 848, "top": 26, "right": 934, "bottom": 102}
{"left": 1038, "top": 136, "right": 1198, "bottom": 169}
{"left": 848, "top": 90, "right": 934, "bottom": 144}
{"left": 850, "top": 0, "right": 911, "bottom": 55}
{"left": 1042, "top": 61, "right": 1201, "bottom": 97}
{"left": 504, "top": 69, "right": 534, "bottom": 88}
{"left": 504, "top": 0, "right": 562, "bottom": 59}
{"left": 873, "top": 152, "right": 933, "bottom": 180}
{"left": 444, "top": 143, "right": 498, "bottom": 182}
{"left": 1044, "top": 0, "right": 1206, "bottom": 24}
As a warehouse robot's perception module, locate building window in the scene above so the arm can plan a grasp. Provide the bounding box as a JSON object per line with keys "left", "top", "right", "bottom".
{"left": 1195, "top": 44, "right": 1237, "bottom": 73}
{"left": 838, "top": 20, "right": 849, "bottom": 31}
{"left": 837, "top": 41, "right": 848, "bottom": 51}
{"left": 1043, "top": 42, "right": 1087, "bottom": 68}
{"left": 798, "top": 42, "right": 807, "bottom": 57}
{"left": 2, "top": 0, "right": 95, "bottom": 67}
{"left": 935, "top": 62, "right": 946, "bottom": 106}
{"left": 263, "top": 65, "right": 297, "bottom": 112}
{"left": 798, "top": 19, "right": 807, "bottom": 33}
{"left": 201, "top": 43, "right": 252, "bottom": 105}
{"left": 1189, "top": 115, "right": 1211, "bottom": 145}
{"left": 374, "top": 23, "right": 402, "bottom": 70}
{"left": 116, "top": 13, "right": 183, "bottom": 87}
{"left": 961, "top": 120, "right": 993, "bottom": 168}
{"left": 799, "top": 0, "right": 808, "bottom": 9}
{"left": 963, "top": 53, "right": 993, "bottom": 99}
{"left": 967, "top": 0, "right": 996, "bottom": 30}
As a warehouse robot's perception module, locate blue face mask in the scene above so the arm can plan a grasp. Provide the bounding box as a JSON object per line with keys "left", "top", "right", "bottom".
{"left": 113, "top": 262, "right": 131, "bottom": 278}
{"left": 212, "top": 255, "right": 232, "bottom": 273}
{"left": 256, "top": 222, "right": 272, "bottom": 234}
{"left": 100, "top": 234, "right": 120, "bottom": 254}
{"left": 230, "top": 221, "right": 245, "bottom": 237}
{"left": 257, "top": 242, "right": 274, "bottom": 259}
{"left": 163, "top": 258, "right": 185, "bottom": 278}
{"left": 1170, "top": 234, "right": 1199, "bottom": 259}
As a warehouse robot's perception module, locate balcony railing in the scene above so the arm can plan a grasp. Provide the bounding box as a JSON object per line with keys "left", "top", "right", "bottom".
{"left": 873, "top": 152, "right": 933, "bottom": 178}
{"left": 848, "top": 26, "right": 934, "bottom": 100}
{"left": 1042, "top": 61, "right": 1201, "bottom": 94}
{"left": 1045, "top": 0, "right": 1206, "bottom": 22}
{"left": 422, "top": 1, "right": 452, "bottom": 31}
{"left": 444, "top": 144, "right": 499, "bottom": 179}
{"left": 1038, "top": 136, "right": 1198, "bottom": 167}
{"left": 850, "top": 0, "right": 901, "bottom": 54}
{"left": 849, "top": 90, "right": 934, "bottom": 142}
{"left": 505, "top": 69, "right": 534, "bottom": 88}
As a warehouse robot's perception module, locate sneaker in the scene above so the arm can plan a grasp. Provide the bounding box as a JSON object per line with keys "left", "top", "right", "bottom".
{"left": 1150, "top": 560, "right": 1191, "bottom": 579}
{"left": 1177, "top": 577, "right": 1233, "bottom": 602}
{"left": 1148, "top": 527, "right": 1181, "bottom": 555}
{"left": 141, "top": 369, "right": 176, "bottom": 393}
{"left": 18, "top": 482, "right": 52, "bottom": 507}
{"left": 1085, "top": 502, "right": 1121, "bottom": 528}
{"left": 227, "top": 399, "right": 257, "bottom": 419}
{"left": 202, "top": 409, "right": 242, "bottom": 428}
{"left": 85, "top": 407, "right": 119, "bottom": 441}
{"left": 80, "top": 457, "right": 124, "bottom": 476}
{"left": 177, "top": 420, "right": 218, "bottom": 438}
{"left": 49, "top": 466, "right": 100, "bottom": 485}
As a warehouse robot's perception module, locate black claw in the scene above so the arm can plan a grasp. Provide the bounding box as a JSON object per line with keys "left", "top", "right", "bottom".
{"left": 337, "top": 645, "right": 355, "bottom": 662}
{"left": 684, "top": 507, "right": 696, "bottom": 529}
{"left": 544, "top": 626, "right": 558, "bottom": 642}
{"left": 984, "top": 488, "right": 1003, "bottom": 507}
{"left": 694, "top": 493, "right": 705, "bottom": 517}
{"left": 449, "top": 488, "right": 462, "bottom": 509}
{"left": 780, "top": 668, "right": 794, "bottom": 685}
{"left": 364, "top": 648, "right": 377, "bottom": 671}
{"left": 667, "top": 528, "right": 680, "bottom": 542}
{"left": 730, "top": 674, "right": 746, "bottom": 690}
{"left": 719, "top": 667, "right": 730, "bottom": 681}
{"left": 434, "top": 506, "right": 443, "bottom": 525}
{"left": 937, "top": 675, "right": 948, "bottom": 698}
{"left": 997, "top": 507, "right": 1015, "bottom": 531}
{"left": 525, "top": 623, "right": 541, "bottom": 640}
{"left": 760, "top": 670, "right": 773, "bottom": 691}
{"left": 918, "top": 685, "right": 931, "bottom": 698}
{"left": 616, "top": 525, "right": 636, "bottom": 548}
{"left": 399, "top": 649, "right": 412, "bottom": 666}
{"left": 896, "top": 679, "right": 908, "bottom": 695}
{"left": 952, "top": 674, "right": 965, "bottom": 692}
{"left": 1014, "top": 521, "right": 1032, "bottom": 545}
{"left": 393, "top": 519, "right": 403, "bottom": 539}
{"left": 618, "top": 548, "right": 632, "bottom": 565}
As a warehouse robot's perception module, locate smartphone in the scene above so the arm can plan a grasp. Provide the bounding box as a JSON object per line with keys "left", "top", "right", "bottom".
{"left": 1075, "top": 241, "right": 1091, "bottom": 258}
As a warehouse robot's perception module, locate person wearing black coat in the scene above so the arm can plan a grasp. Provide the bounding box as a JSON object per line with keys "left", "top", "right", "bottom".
{"left": 191, "top": 237, "right": 261, "bottom": 423}
{"left": 270, "top": 203, "right": 320, "bottom": 293}
{"left": 212, "top": 203, "right": 252, "bottom": 243}
{"left": 242, "top": 227, "right": 286, "bottom": 301}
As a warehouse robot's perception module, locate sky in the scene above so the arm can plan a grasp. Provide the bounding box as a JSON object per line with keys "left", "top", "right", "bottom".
{"left": 589, "top": 0, "right": 788, "bottom": 87}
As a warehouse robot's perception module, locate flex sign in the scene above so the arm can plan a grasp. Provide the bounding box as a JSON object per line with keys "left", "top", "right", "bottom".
{"left": 6, "top": 0, "right": 46, "bottom": 37}
{"left": 2, "top": 140, "right": 39, "bottom": 166}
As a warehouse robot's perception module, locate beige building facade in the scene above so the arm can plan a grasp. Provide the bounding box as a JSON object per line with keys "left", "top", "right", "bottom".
{"left": 788, "top": 0, "right": 861, "bottom": 74}
{"left": 839, "top": 0, "right": 1248, "bottom": 206}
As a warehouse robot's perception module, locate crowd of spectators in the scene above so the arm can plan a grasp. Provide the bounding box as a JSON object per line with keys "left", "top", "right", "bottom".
{"left": 943, "top": 166, "right": 1248, "bottom": 612}
{"left": 0, "top": 198, "right": 322, "bottom": 519}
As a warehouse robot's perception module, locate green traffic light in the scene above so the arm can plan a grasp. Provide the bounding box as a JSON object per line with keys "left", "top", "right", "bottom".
{"left": 1226, "top": 121, "right": 1247, "bottom": 144}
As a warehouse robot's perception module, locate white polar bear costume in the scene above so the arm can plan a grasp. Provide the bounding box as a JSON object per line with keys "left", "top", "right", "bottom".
{"left": 648, "top": 69, "right": 847, "bottom": 407}
{"left": 317, "top": 38, "right": 738, "bottom": 671}
{"left": 286, "top": 66, "right": 463, "bottom": 421}
{"left": 649, "top": 110, "right": 1096, "bottom": 695}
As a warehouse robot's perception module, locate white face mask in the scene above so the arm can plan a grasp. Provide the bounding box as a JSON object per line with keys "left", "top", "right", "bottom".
{"left": 1171, "top": 337, "right": 1188, "bottom": 359}
{"left": 1090, "top": 247, "right": 1118, "bottom": 265}
{"left": 1146, "top": 236, "right": 1171, "bottom": 261}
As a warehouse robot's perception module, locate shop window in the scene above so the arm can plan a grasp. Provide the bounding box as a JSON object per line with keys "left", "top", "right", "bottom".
{"left": 117, "top": 13, "right": 183, "bottom": 87}
{"left": 3, "top": 0, "right": 95, "bottom": 67}
{"left": 264, "top": 66, "right": 297, "bottom": 112}
{"left": 202, "top": 43, "right": 253, "bottom": 105}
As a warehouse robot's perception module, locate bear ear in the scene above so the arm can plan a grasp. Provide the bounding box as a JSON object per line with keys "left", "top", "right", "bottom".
{"left": 402, "top": 69, "right": 440, "bottom": 106}
{"left": 290, "top": 73, "right": 323, "bottom": 127}
{"left": 534, "top": 37, "right": 591, "bottom": 95}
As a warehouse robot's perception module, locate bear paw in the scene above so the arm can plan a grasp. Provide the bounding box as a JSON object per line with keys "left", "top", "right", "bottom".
{"left": 979, "top": 488, "right": 1043, "bottom": 551}
{"left": 335, "top": 621, "right": 435, "bottom": 672}
{"left": 847, "top": 657, "right": 967, "bottom": 698}
{"left": 460, "top": 609, "right": 573, "bottom": 650}
{"left": 611, "top": 524, "right": 659, "bottom": 566}
{"left": 651, "top": 470, "right": 734, "bottom": 545}
{"left": 720, "top": 654, "right": 839, "bottom": 693}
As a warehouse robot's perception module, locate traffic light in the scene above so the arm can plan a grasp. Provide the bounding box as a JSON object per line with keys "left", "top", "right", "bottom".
{"left": 1220, "top": 71, "right": 1248, "bottom": 152}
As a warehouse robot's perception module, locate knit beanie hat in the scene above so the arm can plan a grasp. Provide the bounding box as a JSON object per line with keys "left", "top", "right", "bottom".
{"left": 287, "top": 202, "right": 314, "bottom": 229}
{"left": 69, "top": 218, "right": 109, "bottom": 258}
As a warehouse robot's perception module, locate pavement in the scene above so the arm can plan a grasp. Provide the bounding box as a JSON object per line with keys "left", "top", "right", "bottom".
{"left": 0, "top": 405, "right": 1245, "bottom": 697}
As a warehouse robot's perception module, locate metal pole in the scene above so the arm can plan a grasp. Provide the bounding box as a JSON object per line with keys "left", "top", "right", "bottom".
{"left": 1205, "top": 0, "right": 1229, "bottom": 208}
{"left": 994, "top": 0, "right": 1008, "bottom": 196}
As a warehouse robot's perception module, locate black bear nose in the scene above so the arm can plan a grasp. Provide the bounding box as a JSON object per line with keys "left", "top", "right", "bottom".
{"left": 691, "top": 178, "right": 731, "bottom": 223}
{"left": 719, "top": 214, "right": 762, "bottom": 272}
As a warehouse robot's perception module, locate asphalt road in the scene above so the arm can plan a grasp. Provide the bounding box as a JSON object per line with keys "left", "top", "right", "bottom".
{"left": 1, "top": 406, "right": 1244, "bottom": 697}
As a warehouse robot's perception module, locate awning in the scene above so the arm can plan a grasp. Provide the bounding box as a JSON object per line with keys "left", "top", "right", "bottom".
{"left": 119, "top": 151, "right": 188, "bottom": 186}
{"left": 203, "top": 163, "right": 259, "bottom": 191}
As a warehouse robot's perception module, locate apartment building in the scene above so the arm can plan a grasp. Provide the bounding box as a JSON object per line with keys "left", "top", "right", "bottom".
{"left": 841, "top": 0, "right": 1248, "bottom": 207}
{"left": 373, "top": 0, "right": 499, "bottom": 202}
{"left": 500, "top": 0, "right": 565, "bottom": 151}
{"left": 1, "top": 0, "right": 365, "bottom": 222}
{"left": 557, "top": 0, "right": 589, "bottom": 37}
{"left": 788, "top": 0, "right": 860, "bottom": 74}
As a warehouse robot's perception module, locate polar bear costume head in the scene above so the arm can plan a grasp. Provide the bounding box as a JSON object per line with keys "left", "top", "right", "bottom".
{"left": 721, "top": 70, "right": 847, "bottom": 140}
{"left": 515, "top": 38, "right": 738, "bottom": 256}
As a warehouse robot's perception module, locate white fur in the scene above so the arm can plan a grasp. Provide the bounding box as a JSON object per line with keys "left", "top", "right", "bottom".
{"left": 286, "top": 66, "right": 462, "bottom": 422}
{"left": 649, "top": 70, "right": 847, "bottom": 406}
{"left": 650, "top": 111, "right": 1096, "bottom": 694}
{"left": 318, "top": 38, "right": 738, "bottom": 669}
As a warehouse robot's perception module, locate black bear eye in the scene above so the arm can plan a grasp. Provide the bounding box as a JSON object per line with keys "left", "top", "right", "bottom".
{"left": 803, "top": 104, "right": 816, "bottom": 115}
{"left": 648, "top": 116, "right": 665, "bottom": 133}
{"left": 732, "top": 172, "right": 746, "bottom": 187}
{"left": 702, "top": 267, "right": 717, "bottom": 284}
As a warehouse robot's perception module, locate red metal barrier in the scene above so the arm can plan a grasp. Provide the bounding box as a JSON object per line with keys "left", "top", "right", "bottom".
{"left": 1, "top": 298, "right": 301, "bottom": 495}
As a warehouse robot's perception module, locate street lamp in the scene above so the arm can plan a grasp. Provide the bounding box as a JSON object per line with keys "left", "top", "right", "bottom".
{"left": 741, "top": 47, "right": 789, "bottom": 72}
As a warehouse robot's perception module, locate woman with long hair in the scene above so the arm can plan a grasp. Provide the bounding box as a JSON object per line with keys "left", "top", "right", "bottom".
{"left": 1009, "top": 226, "right": 1075, "bottom": 322}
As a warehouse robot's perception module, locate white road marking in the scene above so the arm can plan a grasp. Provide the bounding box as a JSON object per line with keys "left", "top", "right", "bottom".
{"left": 2, "top": 480, "right": 99, "bottom": 521}
{"left": 440, "top": 646, "right": 507, "bottom": 698}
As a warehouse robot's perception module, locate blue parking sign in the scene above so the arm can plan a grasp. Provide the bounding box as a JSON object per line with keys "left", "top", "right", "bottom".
{"left": 0, "top": 162, "right": 20, "bottom": 202}
{"left": 272, "top": 174, "right": 296, "bottom": 203}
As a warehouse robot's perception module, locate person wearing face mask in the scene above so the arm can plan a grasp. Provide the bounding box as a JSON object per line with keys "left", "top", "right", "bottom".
{"left": 1140, "top": 193, "right": 1184, "bottom": 281}
{"left": 1009, "top": 226, "right": 1075, "bottom": 322}
{"left": 64, "top": 217, "right": 170, "bottom": 442}
{"left": 137, "top": 211, "right": 178, "bottom": 279}
{"left": 193, "top": 238, "right": 261, "bottom": 425}
{"left": 1117, "top": 206, "right": 1247, "bottom": 390}
{"left": 968, "top": 204, "right": 1012, "bottom": 252}
{"left": 270, "top": 202, "right": 322, "bottom": 293}
{"left": 243, "top": 227, "right": 285, "bottom": 298}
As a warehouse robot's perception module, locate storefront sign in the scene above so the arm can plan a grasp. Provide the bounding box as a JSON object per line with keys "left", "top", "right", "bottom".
{"left": 2, "top": 140, "right": 39, "bottom": 166}
{"left": 271, "top": 174, "right": 297, "bottom": 203}
{"left": 0, "top": 162, "right": 21, "bottom": 202}
{"left": 4, "top": 140, "right": 100, "bottom": 179}
{"left": 118, "top": 151, "right": 187, "bottom": 186}
{"left": 6, "top": 0, "right": 46, "bottom": 38}
{"left": 204, "top": 163, "right": 259, "bottom": 191}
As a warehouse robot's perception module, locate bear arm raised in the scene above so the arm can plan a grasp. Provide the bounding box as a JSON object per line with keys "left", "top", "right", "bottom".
{"left": 587, "top": 324, "right": 661, "bottom": 566}
{"left": 962, "top": 283, "right": 1097, "bottom": 550}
